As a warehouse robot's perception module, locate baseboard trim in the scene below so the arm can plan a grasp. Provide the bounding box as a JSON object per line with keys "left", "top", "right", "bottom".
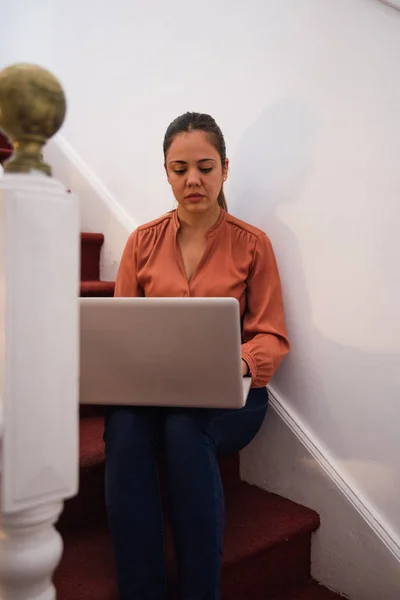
{"left": 267, "top": 384, "right": 400, "bottom": 563}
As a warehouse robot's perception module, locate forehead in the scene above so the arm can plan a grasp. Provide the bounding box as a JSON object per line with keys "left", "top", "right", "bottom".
{"left": 167, "top": 130, "right": 220, "bottom": 162}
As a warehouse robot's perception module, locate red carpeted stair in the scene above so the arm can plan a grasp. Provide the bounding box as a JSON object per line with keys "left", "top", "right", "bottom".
{"left": 80, "top": 233, "right": 115, "bottom": 297}
{"left": 54, "top": 233, "right": 345, "bottom": 599}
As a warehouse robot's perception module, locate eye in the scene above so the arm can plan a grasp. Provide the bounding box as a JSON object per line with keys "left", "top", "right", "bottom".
{"left": 200, "top": 167, "right": 213, "bottom": 174}
{"left": 173, "top": 169, "right": 186, "bottom": 175}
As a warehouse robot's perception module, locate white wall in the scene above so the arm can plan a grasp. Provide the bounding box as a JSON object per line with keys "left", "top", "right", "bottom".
{"left": 5, "top": 0, "right": 400, "bottom": 544}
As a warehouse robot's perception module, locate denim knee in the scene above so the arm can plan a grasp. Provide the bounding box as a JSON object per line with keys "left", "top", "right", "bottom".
{"left": 162, "top": 412, "right": 215, "bottom": 478}
{"left": 163, "top": 410, "right": 212, "bottom": 450}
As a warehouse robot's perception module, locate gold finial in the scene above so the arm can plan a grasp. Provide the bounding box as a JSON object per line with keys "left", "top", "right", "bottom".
{"left": 0, "top": 64, "right": 66, "bottom": 176}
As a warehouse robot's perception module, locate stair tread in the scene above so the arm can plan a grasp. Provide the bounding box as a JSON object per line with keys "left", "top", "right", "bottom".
{"left": 80, "top": 280, "right": 115, "bottom": 296}
{"left": 62, "top": 481, "right": 320, "bottom": 560}
{"left": 56, "top": 482, "right": 320, "bottom": 600}
{"left": 80, "top": 279, "right": 114, "bottom": 288}
{"left": 81, "top": 232, "right": 105, "bottom": 244}
{"left": 211, "top": 483, "right": 319, "bottom": 561}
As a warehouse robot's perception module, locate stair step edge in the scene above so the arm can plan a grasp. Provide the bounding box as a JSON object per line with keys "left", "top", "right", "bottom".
{"left": 80, "top": 281, "right": 115, "bottom": 296}
{"left": 81, "top": 232, "right": 105, "bottom": 245}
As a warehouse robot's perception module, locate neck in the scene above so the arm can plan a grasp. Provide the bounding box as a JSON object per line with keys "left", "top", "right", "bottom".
{"left": 177, "top": 204, "right": 221, "bottom": 233}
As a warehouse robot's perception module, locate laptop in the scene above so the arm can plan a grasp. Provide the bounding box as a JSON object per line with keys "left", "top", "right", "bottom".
{"left": 79, "top": 297, "right": 252, "bottom": 409}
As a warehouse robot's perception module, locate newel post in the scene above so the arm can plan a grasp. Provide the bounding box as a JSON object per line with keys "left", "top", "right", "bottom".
{"left": 0, "top": 64, "right": 80, "bottom": 599}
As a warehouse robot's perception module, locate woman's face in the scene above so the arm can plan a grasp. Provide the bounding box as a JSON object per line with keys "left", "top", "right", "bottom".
{"left": 165, "top": 130, "right": 228, "bottom": 214}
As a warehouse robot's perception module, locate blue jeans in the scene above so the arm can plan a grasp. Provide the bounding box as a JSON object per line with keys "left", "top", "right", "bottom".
{"left": 104, "top": 387, "right": 268, "bottom": 600}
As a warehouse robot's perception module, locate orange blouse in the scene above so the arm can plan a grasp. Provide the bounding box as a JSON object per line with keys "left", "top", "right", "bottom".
{"left": 115, "top": 208, "right": 290, "bottom": 388}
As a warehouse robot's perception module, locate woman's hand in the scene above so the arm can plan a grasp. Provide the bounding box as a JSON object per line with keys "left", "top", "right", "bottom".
{"left": 241, "top": 360, "right": 249, "bottom": 377}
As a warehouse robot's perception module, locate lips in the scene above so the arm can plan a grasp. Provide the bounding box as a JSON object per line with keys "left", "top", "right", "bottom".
{"left": 186, "top": 194, "right": 204, "bottom": 199}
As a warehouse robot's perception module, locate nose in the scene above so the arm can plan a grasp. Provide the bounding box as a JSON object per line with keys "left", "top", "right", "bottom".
{"left": 186, "top": 167, "right": 201, "bottom": 187}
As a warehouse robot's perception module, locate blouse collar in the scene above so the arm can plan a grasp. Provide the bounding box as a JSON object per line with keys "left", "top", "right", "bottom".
{"left": 172, "top": 207, "right": 226, "bottom": 238}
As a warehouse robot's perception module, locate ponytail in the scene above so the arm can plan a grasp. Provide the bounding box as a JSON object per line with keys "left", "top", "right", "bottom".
{"left": 217, "top": 186, "right": 228, "bottom": 211}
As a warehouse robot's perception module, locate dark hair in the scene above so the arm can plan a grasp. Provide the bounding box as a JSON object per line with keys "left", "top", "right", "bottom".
{"left": 163, "top": 112, "right": 228, "bottom": 211}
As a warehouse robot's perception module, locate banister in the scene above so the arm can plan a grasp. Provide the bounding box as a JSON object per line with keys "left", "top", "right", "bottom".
{"left": 0, "top": 64, "right": 79, "bottom": 600}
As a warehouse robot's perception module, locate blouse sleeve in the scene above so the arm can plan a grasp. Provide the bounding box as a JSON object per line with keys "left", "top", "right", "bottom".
{"left": 241, "top": 233, "right": 290, "bottom": 387}
{"left": 114, "top": 230, "right": 144, "bottom": 297}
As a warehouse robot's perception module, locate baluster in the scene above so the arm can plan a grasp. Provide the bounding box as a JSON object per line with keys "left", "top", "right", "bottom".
{"left": 0, "top": 64, "right": 79, "bottom": 600}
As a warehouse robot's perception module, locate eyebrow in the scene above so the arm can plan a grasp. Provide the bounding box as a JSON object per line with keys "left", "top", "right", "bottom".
{"left": 169, "top": 158, "right": 217, "bottom": 165}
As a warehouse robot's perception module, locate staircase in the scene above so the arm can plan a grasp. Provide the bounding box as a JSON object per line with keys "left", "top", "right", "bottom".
{"left": 52, "top": 234, "right": 345, "bottom": 599}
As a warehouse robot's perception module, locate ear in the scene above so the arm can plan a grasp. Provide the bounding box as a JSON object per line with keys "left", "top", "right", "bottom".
{"left": 222, "top": 158, "right": 229, "bottom": 182}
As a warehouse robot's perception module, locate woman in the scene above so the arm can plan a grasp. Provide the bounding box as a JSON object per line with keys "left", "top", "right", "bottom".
{"left": 105, "top": 112, "right": 290, "bottom": 600}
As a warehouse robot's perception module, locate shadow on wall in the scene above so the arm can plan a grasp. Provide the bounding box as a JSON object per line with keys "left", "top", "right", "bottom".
{"left": 228, "top": 98, "right": 400, "bottom": 533}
